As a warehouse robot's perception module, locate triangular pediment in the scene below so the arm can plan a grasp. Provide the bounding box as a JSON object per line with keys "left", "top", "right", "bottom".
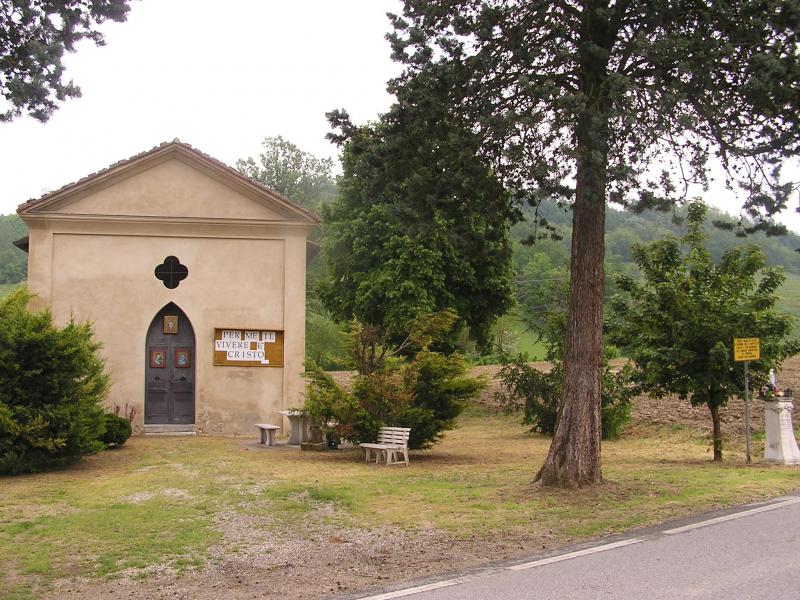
{"left": 18, "top": 141, "right": 319, "bottom": 224}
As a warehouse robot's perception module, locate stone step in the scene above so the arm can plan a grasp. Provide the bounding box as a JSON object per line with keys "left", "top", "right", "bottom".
{"left": 144, "top": 424, "right": 196, "bottom": 436}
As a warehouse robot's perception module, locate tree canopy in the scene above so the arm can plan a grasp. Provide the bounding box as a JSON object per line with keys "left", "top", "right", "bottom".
{"left": 0, "top": 214, "right": 27, "bottom": 284}
{"left": 320, "top": 88, "right": 515, "bottom": 350}
{"left": 0, "top": 0, "right": 131, "bottom": 123}
{"left": 236, "top": 136, "right": 337, "bottom": 211}
{"left": 610, "top": 201, "right": 799, "bottom": 461}
{"left": 388, "top": 0, "right": 800, "bottom": 486}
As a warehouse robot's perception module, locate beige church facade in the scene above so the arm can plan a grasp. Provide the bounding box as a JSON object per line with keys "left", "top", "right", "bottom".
{"left": 17, "top": 141, "right": 318, "bottom": 435}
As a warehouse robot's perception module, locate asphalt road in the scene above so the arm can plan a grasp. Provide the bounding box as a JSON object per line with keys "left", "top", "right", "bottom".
{"left": 353, "top": 496, "right": 800, "bottom": 600}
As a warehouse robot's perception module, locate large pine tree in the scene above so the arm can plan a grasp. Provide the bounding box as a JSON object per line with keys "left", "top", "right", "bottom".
{"left": 389, "top": 1, "right": 800, "bottom": 486}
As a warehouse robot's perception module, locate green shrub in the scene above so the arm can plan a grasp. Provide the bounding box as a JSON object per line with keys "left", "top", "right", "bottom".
{"left": 98, "top": 413, "right": 132, "bottom": 447}
{"left": 599, "top": 362, "right": 636, "bottom": 440}
{"left": 495, "top": 355, "right": 560, "bottom": 435}
{"left": 304, "top": 362, "right": 378, "bottom": 444}
{"left": 0, "top": 288, "right": 109, "bottom": 474}
{"left": 400, "top": 351, "right": 483, "bottom": 448}
{"left": 305, "top": 350, "right": 484, "bottom": 450}
{"left": 496, "top": 352, "right": 635, "bottom": 440}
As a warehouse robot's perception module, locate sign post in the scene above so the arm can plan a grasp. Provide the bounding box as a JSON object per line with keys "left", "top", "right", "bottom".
{"left": 733, "top": 338, "right": 760, "bottom": 464}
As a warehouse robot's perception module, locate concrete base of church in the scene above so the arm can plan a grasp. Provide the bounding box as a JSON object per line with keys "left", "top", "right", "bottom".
{"left": 144, "top": 424, "right": 197, "bottom": 436}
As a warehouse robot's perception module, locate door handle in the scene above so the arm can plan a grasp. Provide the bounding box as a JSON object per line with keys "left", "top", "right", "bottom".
{"left": 179, "top": 376, "right": 187, "bottom": 382}
{"left": 154, "top": 376, "right": 161, "bottom": 381}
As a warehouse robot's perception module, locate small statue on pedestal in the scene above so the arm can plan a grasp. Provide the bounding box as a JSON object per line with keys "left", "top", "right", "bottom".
{"left": 762, "top": 368, "right": 800, "bottom": 464}
{"left": 761, "top": 369, "right": 792, "bottom": 399}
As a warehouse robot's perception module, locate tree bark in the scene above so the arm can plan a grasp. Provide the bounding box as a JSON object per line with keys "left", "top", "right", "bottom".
{"left": 536, "top": 2, "right": 612, "bottom": 487}
{"left": 708, "top": 402, "right": 723, "bottom": 462}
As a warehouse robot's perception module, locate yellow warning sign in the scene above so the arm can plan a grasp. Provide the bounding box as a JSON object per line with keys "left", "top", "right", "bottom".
{"left": 733, "top": 338, "right": 760, "bottom": 362}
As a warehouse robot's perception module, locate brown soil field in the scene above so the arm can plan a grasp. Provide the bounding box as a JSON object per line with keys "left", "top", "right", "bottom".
{"left": 333, "top": 355, "right": 800, "bottom": 438}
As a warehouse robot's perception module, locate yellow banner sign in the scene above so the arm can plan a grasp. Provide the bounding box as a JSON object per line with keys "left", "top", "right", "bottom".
{"left": 213, "top": 328, "right": 284, "bottom": 367}
{"left": 733, "top": 338, "right": 760, "bottom": 362}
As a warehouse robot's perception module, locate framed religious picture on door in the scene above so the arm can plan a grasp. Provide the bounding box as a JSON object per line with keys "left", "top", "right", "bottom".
{"left": 163, "top": 315, "right": 178, "bottom": 334}
{"left": 175, "top": 348, "right": 192, "bottom": 369}
{"left": 150, "top": 348, "right": 167, "bottom": 368}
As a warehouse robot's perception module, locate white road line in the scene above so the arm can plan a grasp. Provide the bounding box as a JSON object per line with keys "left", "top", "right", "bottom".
{"left": 357, "top": 496, "right": 800, "bottom": 600}
{"left": 664, "top": 496, "right": 800, "bottom": 535}
{"left": 507, "top": 538, "right": 643, "bottom": 571}
{"left": 355, "top": 579, "right": 464, "bottom": 600}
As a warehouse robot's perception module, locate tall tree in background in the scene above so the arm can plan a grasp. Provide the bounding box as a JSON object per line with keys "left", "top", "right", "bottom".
{"left": 322, "top": 85, "right": 515, "bottom": 350}
{"left": 237, "top": 136, "right": 337, "bottom": 210}
{"left": 0, "top": 0, "right": 131, "bottom": 122}
{"left": 390, "top": 1, "right": 800, "bottom": 486}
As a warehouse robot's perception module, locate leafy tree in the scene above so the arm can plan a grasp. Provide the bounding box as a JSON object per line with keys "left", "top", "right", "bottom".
{"left": 0, "top": 288, "right": 109, "bottom": 473}
{"left": 236, "top": 136, "right": 337, "bottom": 211}
{"left": 305, "top": 299, "right": 350, "bottom": 371}
{"left": 0, "top": 214, "right": 28, "bottom": 284}
{"left": 498, "top": 296, "right": 635, "bottom": 441}
{"left": 497, "top": 351, "right": 634, "bottom": 440}
{"left": 322, "top": 90, "right": 515, "bottom": 350}
{"left": 304, "top": 314, "right": 484, "bottom": 450}
{"left": 609, "top": 202, "right": 799, "bottom": 461}
{"left": 389, "top": 1, "right": 800, "bottom": 485}
{"left": 1, "top": 0, "right": 131, "bottom": 122}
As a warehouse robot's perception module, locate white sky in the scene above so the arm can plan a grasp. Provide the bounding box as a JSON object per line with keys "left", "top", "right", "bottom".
{"left": 0, "top": 0, "right": 403, "bottom": 213}
{"left": 1, "top": 0, "right": 799, "bottom": 234}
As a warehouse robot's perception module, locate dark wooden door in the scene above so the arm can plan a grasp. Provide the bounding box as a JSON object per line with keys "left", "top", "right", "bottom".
{"left": 145, "top": 303, "right": 195, "bottom": 424}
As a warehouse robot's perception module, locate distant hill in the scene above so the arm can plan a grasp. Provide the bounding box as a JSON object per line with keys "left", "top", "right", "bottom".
{"left": 508, "top": 202, "right": 800, "bottom": 345}
{"left": 513, "top": 201, "right": 800, "bottom": 274}
{"left": 0, "top": 214, "right": 27, "bottom": 284}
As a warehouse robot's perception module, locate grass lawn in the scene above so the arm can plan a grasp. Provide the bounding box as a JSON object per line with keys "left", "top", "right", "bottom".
{"left": 2, "top": 407, "right": 799, "bottom": 599}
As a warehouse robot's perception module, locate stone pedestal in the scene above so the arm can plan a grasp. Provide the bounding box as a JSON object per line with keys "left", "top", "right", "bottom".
{"left": 763, "top": 399, "right": 800, "bottom": 465}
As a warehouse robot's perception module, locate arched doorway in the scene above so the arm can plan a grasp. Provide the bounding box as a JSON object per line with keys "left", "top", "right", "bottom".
{"left": 145, "top": 303, "right": 196, "bottom": 425}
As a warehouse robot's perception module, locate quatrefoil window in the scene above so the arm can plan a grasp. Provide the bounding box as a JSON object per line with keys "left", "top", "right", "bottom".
{"left": 154, "top": 256, "right": 188, "bottom": 289}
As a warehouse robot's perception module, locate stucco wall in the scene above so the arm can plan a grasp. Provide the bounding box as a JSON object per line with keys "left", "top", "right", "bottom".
{"left": 22, "top": 151, "right": 314, "bottom": 436}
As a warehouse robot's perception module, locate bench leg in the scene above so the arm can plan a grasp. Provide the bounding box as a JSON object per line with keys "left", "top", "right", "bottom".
{"left": 259, "top": 429, "right": 267, "bottom": 445}
{"left": 266, "top": 429, "right": 275, "bottom": 446}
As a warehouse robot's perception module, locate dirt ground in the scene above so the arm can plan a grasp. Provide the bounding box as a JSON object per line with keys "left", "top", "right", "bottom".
{"left": 469, "top": 357, "right": 800, "bottom": 437}
{"left": 46, "top": 357, "right": 800, "bottom": 600}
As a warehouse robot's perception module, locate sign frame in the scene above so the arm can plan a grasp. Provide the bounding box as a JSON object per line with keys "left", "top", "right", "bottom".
{"left": 733, "top": 338, "right": 760, "bottom": 362}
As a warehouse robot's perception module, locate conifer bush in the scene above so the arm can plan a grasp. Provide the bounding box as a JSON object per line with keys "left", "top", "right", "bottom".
{"left": 0, "top": 288, "right": 109, "bottom": 474}
{"left": 304, "top": 314, "right": 485, "bottom": 450}
{"left": 98, "top": 413, "right": 132, "bottom": 448}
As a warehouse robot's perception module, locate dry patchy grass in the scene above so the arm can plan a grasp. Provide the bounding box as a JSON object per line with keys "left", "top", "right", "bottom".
{"left": 2, "top": 407, "right": 800, "bottom": 600}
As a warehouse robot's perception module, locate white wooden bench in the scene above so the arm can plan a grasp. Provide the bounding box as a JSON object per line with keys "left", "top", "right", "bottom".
{"left": 359, "top": 427, "right": 411, "bottom": 465}
{"left": 254, "top": 423, "right": 280, "bottom": 446}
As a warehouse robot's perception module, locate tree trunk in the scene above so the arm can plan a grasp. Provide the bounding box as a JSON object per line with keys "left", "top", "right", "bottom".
{"left": 708, "top": 402, "right": 723, "bottom": 462}
{"left": 536, "top": 2, "right": 613, "bottom": 487}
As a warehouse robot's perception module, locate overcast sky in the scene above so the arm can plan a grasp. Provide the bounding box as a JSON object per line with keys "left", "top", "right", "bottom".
{"left": 0, "top": 0, "right": 402, "bottom": 214}
{"left": 2, "top": 0, "right": 799, "bottom": 234}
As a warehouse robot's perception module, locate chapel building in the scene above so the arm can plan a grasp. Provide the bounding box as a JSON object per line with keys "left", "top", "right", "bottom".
{"left": 15, "top": 140, "right": 318, "bottom": 435}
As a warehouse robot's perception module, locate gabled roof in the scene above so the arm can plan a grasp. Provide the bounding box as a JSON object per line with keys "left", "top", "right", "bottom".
{"left": 17, "top": 139, "right": 320, "bottom": 224}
